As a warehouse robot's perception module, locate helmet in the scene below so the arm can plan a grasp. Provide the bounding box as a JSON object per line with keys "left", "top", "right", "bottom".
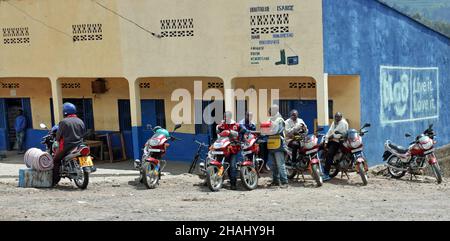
{"left": 154, "top": 127, "right": 170, "bottom": 138}
{"left": 63, "top": 102, "right": 77, "bottom": 116}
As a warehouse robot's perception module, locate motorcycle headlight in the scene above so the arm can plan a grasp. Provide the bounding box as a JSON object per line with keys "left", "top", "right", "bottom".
{"left": 149, "top": 139, "right": 160, "bottom": 146}
{"left": 349, "top": 137, "right": 362, "bottom": 148}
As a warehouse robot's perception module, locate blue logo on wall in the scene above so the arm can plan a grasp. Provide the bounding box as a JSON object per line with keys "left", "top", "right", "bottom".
{"left": 380, "top": 66, "right": 439, "bottom": 125}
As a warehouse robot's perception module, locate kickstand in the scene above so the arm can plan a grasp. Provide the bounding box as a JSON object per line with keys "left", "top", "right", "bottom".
{"left": 300, "top": 172, "right": 305, "bottom": 182}
{"left": 344, "top": 171, "right": 350, "bottom": 180}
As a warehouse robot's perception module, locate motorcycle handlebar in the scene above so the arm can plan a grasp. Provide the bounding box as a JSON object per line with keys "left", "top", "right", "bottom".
{"left": 195, "top": 140, "right": 209, "bottom": 147}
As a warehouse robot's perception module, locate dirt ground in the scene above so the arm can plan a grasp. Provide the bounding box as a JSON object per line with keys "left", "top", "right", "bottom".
{"left": 0, "top": 170, "right": 448, "bottom": 221}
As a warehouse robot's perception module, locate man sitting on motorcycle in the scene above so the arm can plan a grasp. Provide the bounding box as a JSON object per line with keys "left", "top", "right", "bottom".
{"left": 52, "top": 102, "right": 86, "bottom": 186}
{"left": 284, "top": 109, "right": 308, "bottom": 163}
{"left": 323, "top": 112, "right": 349, "bottom": 181}
{"left": 216, "top": 111, "right": 248, "bottom": 190}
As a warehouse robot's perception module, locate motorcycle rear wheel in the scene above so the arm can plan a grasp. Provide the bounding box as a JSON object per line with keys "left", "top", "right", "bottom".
{"left": 142, "top": 162, "right": 160, "bottom": 189}
{"left": 387, "top": 156, "right": 406, "bottom": 179}
{"left": 240, "top": 166, "right": 258, "bottom": 190}
{"left": 74, "top": 168, "right": 89, "bottom": 189}
{"left": 206, "top": 166, "right": 223, "bottom": 192}
{"left": 431, "top": 163, "right": 443, "bottom": 184}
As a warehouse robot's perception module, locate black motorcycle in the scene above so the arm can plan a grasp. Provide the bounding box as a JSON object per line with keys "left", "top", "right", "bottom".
{"left": 40, "top": 123, "right": 95, "bottom": 189}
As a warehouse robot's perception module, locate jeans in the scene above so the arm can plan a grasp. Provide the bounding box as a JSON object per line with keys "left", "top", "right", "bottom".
{"left": 324, "top": 141, "right": 340, "bottom": 175}
{"left": 15, "top": 131, "right": 25, "bottom": 151}
{"left": 287, "top": 140, "right": 300, "bottom": 162}
{"left": 268, "top": 150, "right": 288, "bottom": 184}
{"left": 52, "top": 144, "right": 76, "bottom": 185}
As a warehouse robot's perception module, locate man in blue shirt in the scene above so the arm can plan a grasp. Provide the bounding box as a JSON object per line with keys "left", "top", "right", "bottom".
{"left": 14, "top": 109, "right": 27, "bottom": 154}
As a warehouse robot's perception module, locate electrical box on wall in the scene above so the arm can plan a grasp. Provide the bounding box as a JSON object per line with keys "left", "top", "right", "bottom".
{"left": 91, "top": 78, "right": 107, "bottom": 94}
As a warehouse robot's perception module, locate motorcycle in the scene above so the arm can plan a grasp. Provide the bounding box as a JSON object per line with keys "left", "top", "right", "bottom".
{"left": 134, "top": 124, "right": 182, "bottom": 189}
{"left": 239, "top": 131, "right": 265, "bottom": 190}
{"left": 39, "top": 123, "right": 95, "bottom": 189}
{"left": 383, "top": 124, "right": 442, "bottom": 184}
{"left": 200, "top": 129, "right": 242, "bottom": 192}
{"left": 285, "top": 131, "right": 324, "bottom": 187}
{"left": 325, "top": 123, "right": 371, "bottom": 185}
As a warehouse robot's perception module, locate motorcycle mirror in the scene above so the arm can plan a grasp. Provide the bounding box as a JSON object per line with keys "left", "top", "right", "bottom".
{"left": 362, "top": 123, "right": 371, "bottom": 128}
{"left": 429, "top": 124, "right": 433, "bottom": 129}
{"left": 39, "top": 123, "right": 47, "bottom": 129}
{"left": 405, "top": 133, "right": 412, "bottom": 138}
{"left": 174, "top": 124, "right": 182, "bottom": 131}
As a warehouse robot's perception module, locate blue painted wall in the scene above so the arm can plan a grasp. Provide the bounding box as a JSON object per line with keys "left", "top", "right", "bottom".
{"left": 323, "top": 0, "right": 450, "bottom": 165}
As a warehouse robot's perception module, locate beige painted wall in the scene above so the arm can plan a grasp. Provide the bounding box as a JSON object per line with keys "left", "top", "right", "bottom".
{"left": 0, "top": 0, "right": 323, "bottom": 80}
{"left": 0, "top": 78, "right": 52, "bottom": 128}
{"left": 139, "top": 77, "right": 224, "bottom": 134}
{"left": 58, "top": 78, "right": 129, "bottom": 131}
{"left": 328, "top": 75, "right": 361, "bottom": 129}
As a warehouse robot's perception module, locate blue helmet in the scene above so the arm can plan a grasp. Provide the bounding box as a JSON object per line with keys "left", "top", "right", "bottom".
{"left": 63, "top": 102, "right": 77, "bottom": 116}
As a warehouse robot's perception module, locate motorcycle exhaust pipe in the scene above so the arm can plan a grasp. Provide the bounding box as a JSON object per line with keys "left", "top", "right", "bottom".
{"left": 385, "top": 164, "right": 408, "bottom": 172}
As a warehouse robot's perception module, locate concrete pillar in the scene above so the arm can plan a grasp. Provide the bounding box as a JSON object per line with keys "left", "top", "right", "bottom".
{"left": 316, "top": 73, "right": 329, "bottom": 132}
{"left": 223, "top": 78, "right": 235, "bottom": 115}
{"left": 50, "top": 77, "right": 63, "bottom": 124}
{"left": 128, "top": 77, "right": 142, "bottom": 160}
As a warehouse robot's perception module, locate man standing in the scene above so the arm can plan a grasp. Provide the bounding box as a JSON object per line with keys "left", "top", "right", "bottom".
{"left": 239, "top": 111, "right": 256, "bottom": 131}
{"left": 14, "top": 109, "right": 27, "bottom": 154}
{"left": 323, "top": 112, "right": 349, "bottom": 181}
{"left": 266, "top": 105, "right": 288, "bottom": 188}
{"left": 284, "top": 109, "right": 308, "bottom": 163}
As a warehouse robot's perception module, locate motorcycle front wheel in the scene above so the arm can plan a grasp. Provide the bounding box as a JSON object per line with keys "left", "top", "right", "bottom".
{"left": 74, "top": 168, "right": 89, "bottom": 189}
{"left": 431, "top": 163, "right": 443, "bottom": 184}
{"left": 240, "top": 166, "right": 258, "bottom": 190}
{"left": 142, "top": 162, "right": 160, "bottom": 189}
{"left": 387, "top": 156, "right": 406, "bottom": 179}
{"left": 357, "top": 163, "right": 368, "bottom": 186}
{"left": 206, "top": 166, "right": 223, "bottom": 192}
{"left": 311, "top": 164, "right": 323, "bottom": 187}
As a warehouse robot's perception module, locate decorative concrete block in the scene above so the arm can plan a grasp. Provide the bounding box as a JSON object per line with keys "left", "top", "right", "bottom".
{"left": 18, "top": 168, "right": 53, "bottom": 188}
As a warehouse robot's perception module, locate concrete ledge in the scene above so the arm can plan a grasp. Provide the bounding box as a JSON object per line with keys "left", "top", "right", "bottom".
{"left": 18, "top": 168, "right": 53, "bottom": 188}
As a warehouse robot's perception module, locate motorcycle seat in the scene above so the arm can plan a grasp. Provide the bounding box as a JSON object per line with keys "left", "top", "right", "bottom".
{"left": 388, "top": 142, "right": 408, "bottom": 154}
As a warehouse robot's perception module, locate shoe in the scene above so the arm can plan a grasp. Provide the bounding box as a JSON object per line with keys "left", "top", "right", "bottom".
{"left": 230, "top": 182, "right": 237, "bottom": 190}
{"left": 280, "top": 183, "right": 289, "bottom": 188}
{"left": 322, "top": 174, "right": 331, "bottom": 182}
{"left": 269, "top": 181, "right": 280, "bottom": 187}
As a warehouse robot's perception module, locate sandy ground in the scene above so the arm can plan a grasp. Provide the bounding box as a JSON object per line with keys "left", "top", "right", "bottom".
{"left": 0, "top": 169, "right": 448, "bottom": 221}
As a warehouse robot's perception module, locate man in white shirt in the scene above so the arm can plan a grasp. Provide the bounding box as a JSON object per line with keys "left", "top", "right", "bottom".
{"left": 284, "top": 109, "right": 308, "bottom": 163}
{"left": 323, "top": 112, "right": 349, "bottom": 181}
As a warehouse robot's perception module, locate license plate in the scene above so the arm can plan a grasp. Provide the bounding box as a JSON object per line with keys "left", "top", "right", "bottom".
{"left": 148, "top": 148, "right": 161, "bottom": 152}
{"left": 351, "top": 147, "right": 363, "bottom": 153}
{"left": 211, "top": 151, "right": 223, "bottom": 155}
{"left": 79, "top": 156, "right": 93, "bottom": 167}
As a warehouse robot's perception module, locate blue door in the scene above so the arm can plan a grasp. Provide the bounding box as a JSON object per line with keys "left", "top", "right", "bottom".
{"left": 0, "top": 99, "right": 7, "bottom": 151}
{"left": 278, "top": 100, "right": 333, "bottom": 133}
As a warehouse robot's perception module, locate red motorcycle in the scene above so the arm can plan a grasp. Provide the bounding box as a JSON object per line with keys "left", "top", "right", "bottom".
{"left": 240, "top": 131, "right": 265, "bottom": 190}
{"left": 201, "top": 129, "right": 241, "bottom": 191}
{"left": 286, "top": 132, "right": 323, "bottom": 187}
{"left": 134, "top": 124, "right": 182, "bottom": 189}
{"left": 383, "top": 124, "right": 442, "bottom": 184}
{"left": 326, "top": 123, "right": 371, "bottom": 185}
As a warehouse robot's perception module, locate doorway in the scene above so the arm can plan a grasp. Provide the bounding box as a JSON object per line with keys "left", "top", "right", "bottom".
{"left": 0, "top": 98, "right": 33, "bottom": 150}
